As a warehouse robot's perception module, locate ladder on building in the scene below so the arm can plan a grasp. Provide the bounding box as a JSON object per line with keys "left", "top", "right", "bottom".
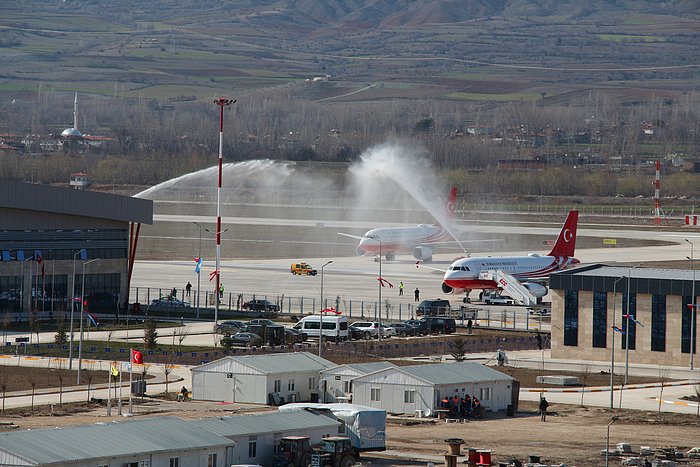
{"left": 478, "top": 269, "right": 538, "bottom": 306}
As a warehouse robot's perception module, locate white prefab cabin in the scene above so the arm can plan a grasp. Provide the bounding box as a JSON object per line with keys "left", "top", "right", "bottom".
{"left": 191, "top": 351, "right": 335, "bottom": 404}
{"left": 0, "top": 417, "right": 234, "bottom": 467}
{"left": 320, "top": 361, "right": 397, "bottom": 402}
{"left": 351, "top": 362, "right": 516, "bottom": 416}
{"left": 191, "top": 410, "right": 340, "bottom": 467}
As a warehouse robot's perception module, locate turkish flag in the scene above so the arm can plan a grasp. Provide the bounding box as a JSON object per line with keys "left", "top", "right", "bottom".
{"left": 131, "top": 350, "right": 143, "bottom": 364}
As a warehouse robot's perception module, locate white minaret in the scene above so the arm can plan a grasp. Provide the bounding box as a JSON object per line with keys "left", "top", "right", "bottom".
{"left": 73, "top": 91, "right": 78, "bottom": 132}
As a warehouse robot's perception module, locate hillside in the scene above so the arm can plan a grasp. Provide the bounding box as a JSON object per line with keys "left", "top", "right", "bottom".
{"left": 0, "top": 0, "right": 697, "bottom": 104}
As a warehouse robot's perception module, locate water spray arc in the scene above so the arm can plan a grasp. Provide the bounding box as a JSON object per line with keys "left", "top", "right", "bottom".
{"left": 214, "top": 97, "right": 235, "bottom": 326}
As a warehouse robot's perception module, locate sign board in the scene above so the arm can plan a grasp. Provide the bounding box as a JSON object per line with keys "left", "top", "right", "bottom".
{"left": 226, "top": 373, "right": 233, "bottom": 379}
{"left": 542, "top": 240, "right": 555, "bottom": 246}
{"left": 603, "top": 238, "right": 617, "bottom": 245}
{"left": 14, "top": 337, "right": 29, "bottom": 343}
{"left": 311, "top": 454, "right": 321, "bottom": 467}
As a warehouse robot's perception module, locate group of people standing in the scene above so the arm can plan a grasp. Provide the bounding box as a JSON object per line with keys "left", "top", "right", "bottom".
{"left": 440, "top": 394, "right": 483, "bottom": 419}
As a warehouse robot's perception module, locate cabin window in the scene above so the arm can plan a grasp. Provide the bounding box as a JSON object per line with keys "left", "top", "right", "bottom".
{"left": 248, "top": 436, "right": 258, "bottom": 458}
{"left": 371, "top": 387, "right": 381, "bottom": 401}
{"left": 274, "top": 379, "right": 281, "bottom": 392}
{"left": 404, "top": 390, "right": 415, "bottom": 403}
{"left": 169, "top": 458, "right": 180, "bottom": 467}
{"left": 308, "top": 377, "right": 316, "bottom": 389}
{"left": 207, "top": 454, "right": 217, "bottom": 467}
{"left": 288, "top": 379, "right": 295, "bottom": 391}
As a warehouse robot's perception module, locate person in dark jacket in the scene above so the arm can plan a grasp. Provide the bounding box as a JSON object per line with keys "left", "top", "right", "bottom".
{"left": 539, "top": 396, "right": 549, "bottom": 421}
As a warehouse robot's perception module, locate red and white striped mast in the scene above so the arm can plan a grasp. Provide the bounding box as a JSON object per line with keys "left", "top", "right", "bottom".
{"left": 214, "top": 97, "right": 235, "bottom": 326}
{"left": 653, "top": 159, "right": 667, "bottom": 226}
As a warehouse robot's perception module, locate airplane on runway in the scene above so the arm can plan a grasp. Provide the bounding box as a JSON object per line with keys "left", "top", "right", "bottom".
{"left": 438, "top": 210, "right": 579, "bottom": 303}
{"left": 338, "top": 187, "right": 459, "bottom": 262}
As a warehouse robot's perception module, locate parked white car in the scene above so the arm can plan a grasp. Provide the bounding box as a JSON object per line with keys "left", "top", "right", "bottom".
{"left": 350, "top": 321, "right": 380, "bottom": 339}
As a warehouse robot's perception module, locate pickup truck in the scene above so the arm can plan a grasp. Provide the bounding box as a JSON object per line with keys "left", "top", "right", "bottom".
{"left": 483, "top": 295, "right": 514, "bottom": 305}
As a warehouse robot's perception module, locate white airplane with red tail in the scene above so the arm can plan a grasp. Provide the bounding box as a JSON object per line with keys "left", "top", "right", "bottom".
{"left": 439, "top": 210, "right": 579, "bottom": 304}
{"left": 338, "top": 187, "right": 458, "bottom": 262}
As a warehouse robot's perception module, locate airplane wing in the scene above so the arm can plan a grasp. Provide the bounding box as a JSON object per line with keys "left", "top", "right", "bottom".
{"left": 337, "top": 232, "right": 364, "bottom": 240}
{"left": 421, "top": 238, "right": 505, "bottom": 247}
{"left": 415, "top": 261, "right": 448, "bottom": 273}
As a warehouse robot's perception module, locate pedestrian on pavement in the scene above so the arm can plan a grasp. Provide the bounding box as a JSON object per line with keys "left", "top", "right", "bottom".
{"left": 539, "top": 396, "right": 549, "bottom": 421}
{"left": 171, "top": 287, "right": 177, "bottom": 300}
{"left": 399, "top": 282, "right": 404, "bottom": 296}
{"left": 467, "top": 318, "right": 473, "bottom": 334}
{"left": 536, "top": 332, "right": 543, "bottom": 350}
{"left": 414, "top": 288, "right": 420, "bottom": 301}
{"left": 219, "top": 283, "right": 224, "bottom": 298}
{"left": 185, "top": 281, "right": 192, "bottom": 297}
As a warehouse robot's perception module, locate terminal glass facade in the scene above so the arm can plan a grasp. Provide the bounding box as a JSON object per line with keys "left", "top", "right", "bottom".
{"left": 564, "top": 290, "right": 578, "bottom": 346}
{"left": 621, "top": 292, "right": 636, "bottom": 350}
{"left": 592, "top": 291, "right": 607, "bottom": 348}
{"left": 650, "top": 294, "right": 666, "bottom": 352}
{"left": 681, "top": 295, "right": 697, "bottom": 354}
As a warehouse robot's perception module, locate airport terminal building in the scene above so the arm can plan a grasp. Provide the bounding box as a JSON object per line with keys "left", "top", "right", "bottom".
{"left": 550, "top": 265, "right": 698, "bottom": 367}
{"left": 0, "top": 181, "right": 152, "bottom": 321}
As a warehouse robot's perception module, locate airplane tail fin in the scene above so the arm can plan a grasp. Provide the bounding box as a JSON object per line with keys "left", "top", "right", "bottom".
{"left": 445, "top": 187, "right": 457, "bottom": 219}
{"left": 547, "top": 210, "right": 578, "bottom": 258}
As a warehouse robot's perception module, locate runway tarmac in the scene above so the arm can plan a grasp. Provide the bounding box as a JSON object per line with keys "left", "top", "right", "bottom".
{"left": 131, "top": 217, "right": 699, "bottom": 309}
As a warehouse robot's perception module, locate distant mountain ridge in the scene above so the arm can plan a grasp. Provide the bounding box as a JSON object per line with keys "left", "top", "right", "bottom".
{"left": 23, "top": 0, "right": 700, "bottom": 34}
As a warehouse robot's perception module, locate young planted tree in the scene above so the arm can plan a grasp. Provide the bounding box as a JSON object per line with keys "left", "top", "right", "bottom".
{"left": 0, "top": 376, "right": 6, "bottom": 414}
{"left": 84, "top": 370, "right": 93, "bottom": 402}
{"left": 451, "top": 337, "right": 467, "bottom": 362}
{"left": 657, "top": 367, "right": 670, "bottom": 413}
{"left": 143, "top": 319, "right": 158, "bottom": 350}
{"left": 29, "top": 377, "right": 36, "bottom": 414}
{"left": 54, "top": 325, "right": 68, "bottom": 345}
{"left": 163, "top": 363, "right": 174, "bottom": 394}
{"left": 580, "top": 362, "right": 592, "bottom": 407}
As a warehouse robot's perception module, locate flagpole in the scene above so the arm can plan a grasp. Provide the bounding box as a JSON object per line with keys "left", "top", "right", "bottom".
{"left": 129, "top": 348, "right": 133, "bottom": 414}
{"left": 118, "top": 361, "right": 123, "bottom": 415}
{"left": 107, "top": 363, "right": 112, "bottom": 416}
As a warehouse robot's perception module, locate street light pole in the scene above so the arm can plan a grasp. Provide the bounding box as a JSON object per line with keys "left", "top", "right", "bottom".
{"left": 194, "top": 222, "right": 204, "bottom": 318}
{"left": 77, "top": 258, "right": 98, "bottom": 385}
{"left": 610, "top": 276, "right": 624, "bottom": 411}
{"left": 69, "top": 249, "right": 84, "bottom": 370}
{"left": 605, "top": 416, "right": 618, "bottom": 467}
{"left": 319, "top": 260, "right": 333, "bottom": 357}
{"left": 213, "top": 97, "right": 235, "bottom": 328}
{"left": 687, "top": 239, "right": 696, "bottom": 370}
{"left": 368, "top": 236, "right": 383, "bottom": 342}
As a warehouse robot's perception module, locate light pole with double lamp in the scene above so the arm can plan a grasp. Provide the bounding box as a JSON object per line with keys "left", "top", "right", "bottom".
{"left": 319, "top": 260, "right": 333, "bottom": 357}
{"left": 686, "top": 239, "right": 696, "bottom": 370}
{"left": 610, "top": 276, "right": 624, "bottom": 411}
{"left": 77, "top": 258, "right": 98, "bottom": 385}
{"left": 69, "top": 249, "right": 86, "bottom": 370}
{"left": 623, "top": 264, "right": 643, "bottom": 386}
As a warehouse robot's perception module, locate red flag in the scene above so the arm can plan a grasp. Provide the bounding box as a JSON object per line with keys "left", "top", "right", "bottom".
{"left": 131, "top": 350, "right": 143, "bottom": 364}
{"left": 209, "top": 269, "right": 219, "bottom": 281}
{"left": 378, "top": 277, "right": 394, "bottom": 288}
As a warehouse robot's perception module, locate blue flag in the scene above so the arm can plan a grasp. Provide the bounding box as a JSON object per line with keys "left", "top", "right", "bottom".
{"left": 194, "top": 257, "right": 203, "bottom": 273}
{"left": 612, "top": 326, "right": 625, "bottom": 334}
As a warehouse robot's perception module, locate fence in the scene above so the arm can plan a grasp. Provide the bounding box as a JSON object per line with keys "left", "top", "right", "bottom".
{"left": 129, "top": 287, "right": 550, "bottom": 332}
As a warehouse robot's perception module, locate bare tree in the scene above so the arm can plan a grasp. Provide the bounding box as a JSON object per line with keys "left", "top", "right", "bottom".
{"left": 0, "top": 377, "right": 6, "bottom": 414}
{"left": 580, "top": 362, "right": 592, "bottom": 407}
{"left": 657, "top": 367, "right": 670, "bottom": 413}
{"left": 29, "top": 377, "right": 36, "bottom": 414}
{"left": 84, "top": 370, "right": 93, "bottom": 402}
{"left": 163, "top": 363, "right": 175, "bottom": 394}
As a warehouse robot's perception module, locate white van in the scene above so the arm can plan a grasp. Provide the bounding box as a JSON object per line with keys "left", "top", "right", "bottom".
{"left": 293, "top": 315, "right": 349, "bottom": 341}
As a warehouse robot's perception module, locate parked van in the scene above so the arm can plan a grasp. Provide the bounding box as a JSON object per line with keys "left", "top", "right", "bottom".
{"left": 291, "top": 262, "right": 317, "bottom": 276}
{"left": 293, "top": 315, "right": 349, "bottom": 341}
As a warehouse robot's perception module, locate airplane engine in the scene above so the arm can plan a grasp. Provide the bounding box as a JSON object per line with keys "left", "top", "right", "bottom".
{"left": 413, "top": 246, "right": 433, "bottom": 261}
{"left": 442, "top": 282, "right": 467, "bottom": 295}
{"left": 523, "top": 282, "right": 548, "bottom": 298}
